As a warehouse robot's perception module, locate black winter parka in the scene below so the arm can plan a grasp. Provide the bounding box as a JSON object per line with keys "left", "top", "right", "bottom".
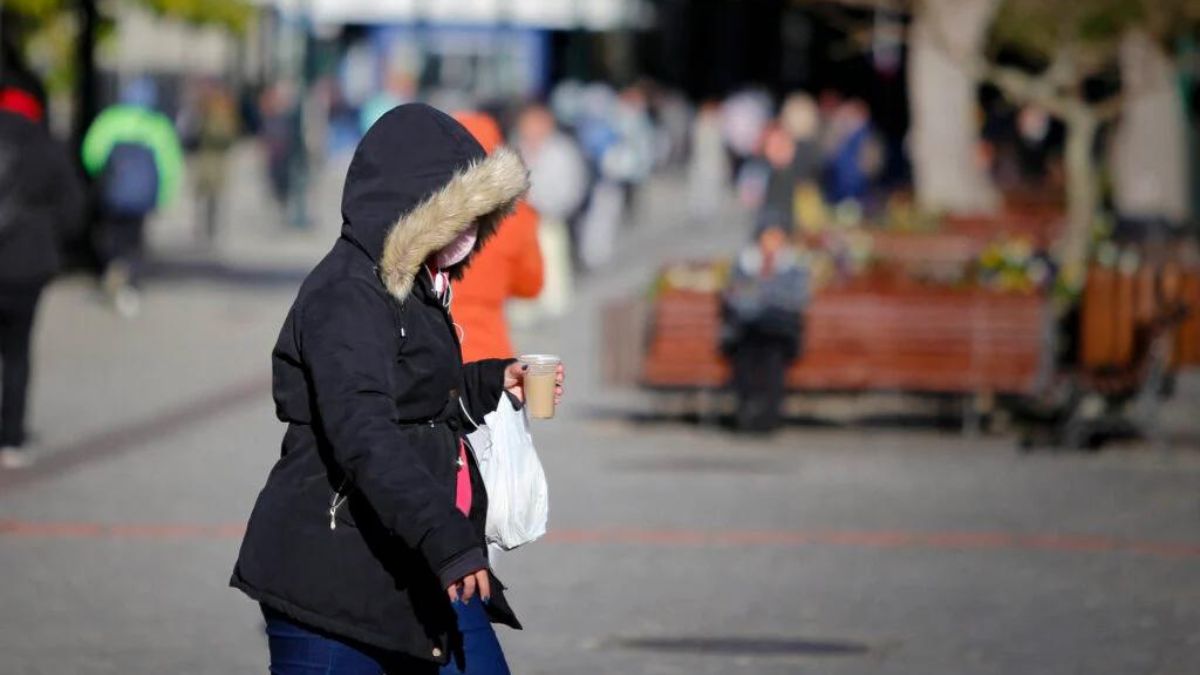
{"left": 0, "top": 111, "right": 86, "bottom": 287}
{"left": 230, "top": 104, "right": 529, "bottom": 664}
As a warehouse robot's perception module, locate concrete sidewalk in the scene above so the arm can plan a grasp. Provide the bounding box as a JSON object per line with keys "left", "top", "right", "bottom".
{"left": 1, "top": 148, "right": 1198, "bottom": 674}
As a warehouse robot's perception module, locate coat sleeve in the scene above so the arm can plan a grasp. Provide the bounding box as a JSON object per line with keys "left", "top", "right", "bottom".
{"left": 299, "top": 279, "right": 485, "bottom": 586}
{"left": 149, "top": 112, "right": 186, "bottom": 208}
{"left": 41, "top": 139, "right": 86, "bottom": 243}
{"left": 460, "top": 358, "right": 513, "bottom": 423}
{"left": 509, "top": 203, "right": 544, "bottom": 299}
{"left": 80, "top": 108, "right": 117, "bottom": 177}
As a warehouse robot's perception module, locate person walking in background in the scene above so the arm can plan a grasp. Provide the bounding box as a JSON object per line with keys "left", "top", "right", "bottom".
{"left": 0, "top": 108, "right": 86, "bottom": 468}
{"left": 721, "top": 221, "right": 809, "bottom": 433}
{"left": 258, "top": 81, "right": 306, "bottom": 228}
{"left": 188, "top": 81, "right": 240, "bottom": 245}
{"left": 81, "top": 80, "right": 184, "bottom": 317}
{"left": 359, "top": 68, "right": 416, "bottom": 135}
{"left": 603, "top": 84, "right": 656, "bottom": 216}
{"left": 451, "top": 111, "right": 545, "bottom": 362}
{"left": 575, "top": 85, "right": 656, "bottom": 271}
{"left": 759, "top": 123, "right": 801, "bottom": 234}
{"left": 514, "top": 104, "right": 587, "bottom": 319}
{"left": 231, "top": 104, "right": 562, "bottom": 674}
{"left": 722, "top": 88, "right": 773, "bottom": 182}
{"left": 688, "top": 101, "right": 730, "bottom": 223}
{"left": 778, "top": 92, "right": 828, "bottom": 235}
{"left": 823, "top": 98, "right": 884, "bottom": 214}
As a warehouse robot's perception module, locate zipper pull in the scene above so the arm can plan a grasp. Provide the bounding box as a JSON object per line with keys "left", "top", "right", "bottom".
{"left": 329, "top": 506, "right": 338, "bottom": 530}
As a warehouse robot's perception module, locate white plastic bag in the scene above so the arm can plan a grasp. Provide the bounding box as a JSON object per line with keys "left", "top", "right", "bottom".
{"left": 467, "top": 395, "right": 548, "bottom": 550}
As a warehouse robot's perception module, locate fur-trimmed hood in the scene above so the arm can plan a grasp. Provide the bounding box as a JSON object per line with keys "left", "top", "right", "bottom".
{"left": 340, "top": 103, "right": 529, "bottom": 302}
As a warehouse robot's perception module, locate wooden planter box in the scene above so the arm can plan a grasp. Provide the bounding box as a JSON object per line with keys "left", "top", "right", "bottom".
{"left": 1082, "top": 264, "right": 1200, "bottom": 370}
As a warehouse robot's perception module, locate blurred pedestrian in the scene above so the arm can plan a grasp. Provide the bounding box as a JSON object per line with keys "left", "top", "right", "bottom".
{"left": 573, "top": 86, "right": 657, "bottom": 271}
{"left": 515, "top": 104, "right": 587, "bottom": 318}
{"left": 653, "top": 86, "right": 693, "bottom": 169}
{"left": 231, "top": 104, "right": 562, "bottom": 674}
{"left": 779, "top": 93, "right": 828, "bottom": 234}
{"left": 451, "top": 111, "right": 545, "bottom": 362}
{"left": 259, "top": 81, "right": 306, "bottom": 227}
{"left": 688, "top": 101, "right": 730, "bottom": 222}
{"left": 0, "top": 110, "right": 86, "bottom": 468}
{"left": 721, "top": 222, "right": 810, "bottom": 433}
{"left": 823, "top": 99, "right": 884, "bottom": 210}
{"left": 81, "top": 79, "right": 184, "bottom": 317}
{"left": 189, "top": 82, "right": 240, "bottom": 244}
{"left": 602, "top": 85, "right": 656, "bottom": 214}
{"left": 760, "top": 123, "right": 800, "bottom": 233}
{"left": 359, "top": 69, "right": 415, "bottom": 136}
{"left": 723, "top": 90, "right": 774, "bottom": 209}
{"left": 570, "top": 88, "right": 621, "bottom": 270}
{"left": 721, "top": 88, "right": 773, "bottom": 179}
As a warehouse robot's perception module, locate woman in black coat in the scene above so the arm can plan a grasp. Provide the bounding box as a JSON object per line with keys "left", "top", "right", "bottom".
{"left": 231, "top": 104, "right": 554, "bottom": 673}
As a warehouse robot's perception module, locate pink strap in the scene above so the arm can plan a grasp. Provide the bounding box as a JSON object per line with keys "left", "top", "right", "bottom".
{"left": 455, "top": 440, "right": 472, "bottom": 516}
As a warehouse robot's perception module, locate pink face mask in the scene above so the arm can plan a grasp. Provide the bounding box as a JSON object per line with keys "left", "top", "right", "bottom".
{"left": 434, "top": 224, "right": 478, "bottom": 269}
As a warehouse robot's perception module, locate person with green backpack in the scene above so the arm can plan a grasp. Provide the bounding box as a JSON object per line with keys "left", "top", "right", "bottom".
{"left": 81, "top": 80, "right": 184, "bottom": 317}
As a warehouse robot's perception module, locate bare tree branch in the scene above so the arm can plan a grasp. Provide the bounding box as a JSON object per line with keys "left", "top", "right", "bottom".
{"left": 1095, "top": 94, "right": 1126, "bottom": 122}
{"left": 809, "top": 3, "right": 879, "bottom": 53}
{"left": 792, "top": 0, "right": 912, "bottom": 14}
{"left": 802, "top": 0, "right": 1128, "bottom": 124}
{"left": 982, "top": 62, "right": 1072, "bottom": 118}
{"left": 1042, "top": 45, "right": 1080, "bottom": 93}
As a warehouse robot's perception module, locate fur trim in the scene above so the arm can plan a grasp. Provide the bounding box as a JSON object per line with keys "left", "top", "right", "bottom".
{"left": 379, "top": 146, "right": 529, "bottom": 301}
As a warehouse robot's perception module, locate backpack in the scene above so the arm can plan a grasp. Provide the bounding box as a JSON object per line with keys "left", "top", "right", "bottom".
{"left": 99, "top": 142, "right": 159, "bottom": 217}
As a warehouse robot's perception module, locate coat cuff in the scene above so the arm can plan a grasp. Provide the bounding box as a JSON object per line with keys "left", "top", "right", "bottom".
{"left": 436, "top": 548, "right": 489, "bottom": 591}
{"left": 418, "top": 515, "right": 482, "bottom": 578}
{"left": 461, "top": 358, "right": 515, "bottom": 420}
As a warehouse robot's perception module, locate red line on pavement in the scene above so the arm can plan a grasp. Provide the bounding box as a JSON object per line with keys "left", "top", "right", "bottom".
{"left": 541, "top": 528, "right": 1200, "bottom": 559}
{"left": 0, "top": 520, "right": 245, "bottom": 539}
{"left": 1, "top": 521, "right": 1196, "bottom": 560}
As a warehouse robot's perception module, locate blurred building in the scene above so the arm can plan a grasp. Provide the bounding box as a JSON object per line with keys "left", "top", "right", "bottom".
{"left": 258, "top": 0, "right": 652, "bottom": 103}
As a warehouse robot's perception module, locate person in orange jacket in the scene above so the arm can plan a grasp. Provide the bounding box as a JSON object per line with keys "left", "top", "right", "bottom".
{"left": 451, "top": 111, "right": 545, "bottom": 362}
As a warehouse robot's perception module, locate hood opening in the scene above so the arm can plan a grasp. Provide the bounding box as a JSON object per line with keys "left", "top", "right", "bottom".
{"left": 340, "top": 103, "right": 529, "bottom": 302}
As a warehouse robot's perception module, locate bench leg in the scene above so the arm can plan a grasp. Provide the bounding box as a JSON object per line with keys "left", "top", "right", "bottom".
{"left": 962, "top": 392, "right": 994, "bottom": 437}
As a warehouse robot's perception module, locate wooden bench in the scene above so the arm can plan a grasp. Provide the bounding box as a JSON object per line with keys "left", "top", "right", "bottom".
{"left": 640, "top": 286, "right": 1048, "bottom": 397}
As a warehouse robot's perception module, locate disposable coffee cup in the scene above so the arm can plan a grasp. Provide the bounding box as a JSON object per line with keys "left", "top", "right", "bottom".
{"left": 518, "top": 354, "right": 561, "bottom": 420}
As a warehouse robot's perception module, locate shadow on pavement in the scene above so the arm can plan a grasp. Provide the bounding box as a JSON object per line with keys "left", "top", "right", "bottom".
{"left": 612, "top": 636, "right": 872, "bottom": 657}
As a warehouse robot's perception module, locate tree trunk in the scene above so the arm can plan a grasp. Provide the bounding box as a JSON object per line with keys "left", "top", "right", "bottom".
{"left": 1060, "top": 108, "right": 1101, "bottom": 285}
{"left": 908, "top": 0, "right": 999, "bottom": 214}
{"left": 1110, "top": 29, "right": 1189, "bottom": 223}
{"left": 73, "top": 0, "right": 99, "bottom": 155}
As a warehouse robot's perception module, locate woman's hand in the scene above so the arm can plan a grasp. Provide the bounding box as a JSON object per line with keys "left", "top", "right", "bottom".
{"left": 447, "top": 568, "right": 490, "bottom": 604}
{"left": 503, "top": 362, "right": 565, "bottom": 405}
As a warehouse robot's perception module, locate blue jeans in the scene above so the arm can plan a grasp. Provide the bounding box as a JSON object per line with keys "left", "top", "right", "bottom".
{"left": 261, "top": 601, "right": 509, "bottom": 675}
{"left": 262, "top": 606, "right": 436, "bottom": 675}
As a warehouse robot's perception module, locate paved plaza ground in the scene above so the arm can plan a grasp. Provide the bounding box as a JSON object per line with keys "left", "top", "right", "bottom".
{"left": 1, "top": 152, "right": 1197, "bottom": 674}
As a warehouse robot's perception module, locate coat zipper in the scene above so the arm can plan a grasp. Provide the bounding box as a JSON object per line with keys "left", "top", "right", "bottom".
{"left": 328, "top": 478, "right": 350, "bottom": 530}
